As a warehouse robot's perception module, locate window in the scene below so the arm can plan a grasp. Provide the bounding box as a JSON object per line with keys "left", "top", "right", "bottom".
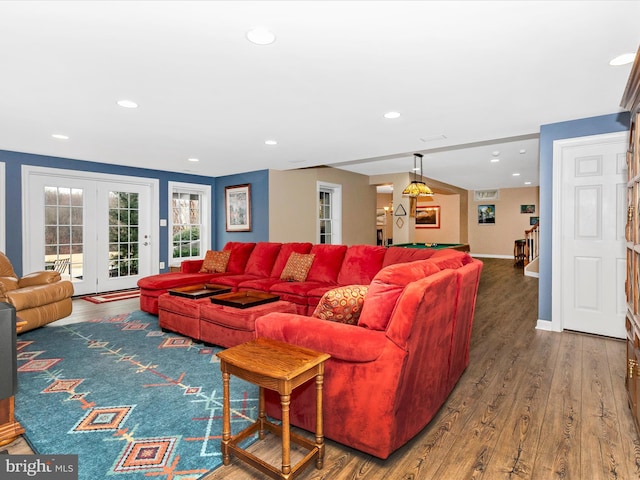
{"left": 169, "top": 182, "right": 210, "bottom": 266}
{"left": 317, "top": 182, "right": 342, "bottom": 244}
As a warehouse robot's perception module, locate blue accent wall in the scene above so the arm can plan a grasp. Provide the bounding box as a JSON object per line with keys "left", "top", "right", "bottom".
{"left": 0, "top": 149, "right": 269, "bottom": 276}
{"left": 214, "top": 170, "right": 269, "bottom": 249}
{"left": 538, "top": 112, "right": 629, "bottom": 322}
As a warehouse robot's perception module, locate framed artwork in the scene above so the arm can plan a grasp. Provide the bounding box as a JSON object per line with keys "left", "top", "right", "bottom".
{"left": 478, "top": 204, "right": 495, "bottom": 224}
{"left": 415, "top": 205, "right": 440, "bottom": 228}
{"left": 530, "top": 216, "right": 539, "bottom": 226}
{"left": 225, "top": 184, "right": 251, "bottom": 232}
{"left": 520, "top": 204, "right": 536, "bottom": 214}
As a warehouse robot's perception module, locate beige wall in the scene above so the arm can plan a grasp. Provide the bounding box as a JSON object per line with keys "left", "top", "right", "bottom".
{"left": 269, "top": 167, "right": 377, "bottom": 245}
{"left": 268, "top": 168, "right": 535, "bottom": 254}
{"left": 414, "top": 194, "right": 461, "bottom": 244}
{"left": 371, "top": 173, "right": 469, "bottom": 246}
{"left": 468, "top": 186, "right": 540, "bottom": 257}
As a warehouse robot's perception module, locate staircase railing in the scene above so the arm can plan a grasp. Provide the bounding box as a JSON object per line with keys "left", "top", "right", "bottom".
{"left": 524, "top": 223, "right": 539, "bottom": 266}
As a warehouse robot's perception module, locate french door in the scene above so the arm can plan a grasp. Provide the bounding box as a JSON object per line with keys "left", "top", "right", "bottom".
{"left": 23, "top": 167, "right": 158, "bottom": 296}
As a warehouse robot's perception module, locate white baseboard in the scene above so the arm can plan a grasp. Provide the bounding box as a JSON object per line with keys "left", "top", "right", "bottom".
{"left": 536, "top": 319, "right": 561, "bottom": 332}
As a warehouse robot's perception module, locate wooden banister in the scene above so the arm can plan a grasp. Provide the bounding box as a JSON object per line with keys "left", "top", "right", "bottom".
{"left": 524, "top": 223, "right": 539, "bottom": 266}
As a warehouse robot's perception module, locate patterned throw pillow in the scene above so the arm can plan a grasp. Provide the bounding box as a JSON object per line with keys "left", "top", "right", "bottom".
{"left": 280, "top": 252, "right": 315, "bottom": 282}
{"left": 312, "top": 285, "right": 369, "bottom": 325}
{"left": 199, "top": 250, "right": 231, "bottom": 273}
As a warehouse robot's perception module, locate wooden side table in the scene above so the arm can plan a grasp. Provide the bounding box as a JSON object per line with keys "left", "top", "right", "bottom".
{"left": 217, "top": 337, "right": 330, "bottom": 480}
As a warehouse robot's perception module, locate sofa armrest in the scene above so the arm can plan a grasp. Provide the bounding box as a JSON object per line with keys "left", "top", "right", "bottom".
{"left": 0, "top": 276, "right": 18, "bottom": 302}
{"left": 180, "top": 259, "right": 204, "bottom": 273}
{"left": 255, "top": 313, "right": 387, "bottom": 363}
{"left": 6, "top": 281, "right": 74, "bottom": 310}
{"left": 18, "top": 271, "right": 61, "bottom": 287}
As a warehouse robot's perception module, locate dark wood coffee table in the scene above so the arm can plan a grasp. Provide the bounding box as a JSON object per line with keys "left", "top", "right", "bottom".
{"left": 168, "top": 283, "right": 231, "bottom": 299}
{"left": 217, "top": 337, "right": 330, "bottom": 480}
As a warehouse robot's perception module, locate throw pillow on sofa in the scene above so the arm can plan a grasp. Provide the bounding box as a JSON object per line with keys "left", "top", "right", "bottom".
{"left": 280, "top": 252, "right": 315, "bottom": 282}
{"left": 312, "top": 285, "right": 369, "bottom": 325}
{"left": 199, "top": 250, "right": 231, "bottom": 273}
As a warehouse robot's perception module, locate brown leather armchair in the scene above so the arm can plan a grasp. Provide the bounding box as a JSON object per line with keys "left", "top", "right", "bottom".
{"left": 0, "top": 253, "right": 74, "bottom": 333}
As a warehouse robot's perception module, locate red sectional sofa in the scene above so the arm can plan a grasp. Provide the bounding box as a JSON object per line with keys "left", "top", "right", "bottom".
{"left": 256, "top": 257, "right": 482, "bottom": 459}
{"left": 137, "top": 241, "right": 483, "bottom": 459}
{"left": 138, "top": 241, "right": 439, "bottom": 316}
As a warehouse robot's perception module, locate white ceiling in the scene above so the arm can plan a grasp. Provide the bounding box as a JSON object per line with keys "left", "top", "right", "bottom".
{"left": 0, "top": 1, "right": 638, "bottom": 191}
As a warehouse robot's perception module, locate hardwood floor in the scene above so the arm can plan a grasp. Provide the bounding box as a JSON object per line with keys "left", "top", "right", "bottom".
{"left": 5, "top": 259, "right": 640, "bottom": 479}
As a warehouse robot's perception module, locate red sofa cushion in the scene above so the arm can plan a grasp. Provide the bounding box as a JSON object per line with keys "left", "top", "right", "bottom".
{"left": 244, "top": 242, "right": 282, "bottom": 276}
{"left": 222, "top": 242, "right": 256, "bottom": 274}
{"left": 358, "top": 260, "right": 440, "bottom": 331}
{"left": 306, "top": 244, "right": 347, "bottom": 283}
{"left": 428, "top": 249, "right": 473, "bottom": 269}
{"left": 337, "top": 245, "right": 386, "bottom": 285}
{"left": 138, "top": 272, "right": 220, "bottom": 290}
{"left": 270, "top": 242, "right": 313, "bottom": 277}
{"left": 270, "top": 280, "right": 328, "bottom": 297}
{"left": 256, "top": 313, "right": 387, "bottom": 363}
{"left": 382, "top": 246, "right": 436, "bottom": 267}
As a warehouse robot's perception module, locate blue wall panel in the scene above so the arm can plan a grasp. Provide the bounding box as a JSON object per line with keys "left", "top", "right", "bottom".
{"left": 0, "top": 149, "right": 269, "bottom": 276}
{"left": 214, "top": 170, "right": 269, "bottom": 249}
{"left": 538, "top": 112, "right": 629, "bottom": 323}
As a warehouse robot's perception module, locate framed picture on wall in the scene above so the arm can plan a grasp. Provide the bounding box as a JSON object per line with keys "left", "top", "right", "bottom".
{"left": 225, "top": 184, "right": 251, "bottom": 232}
{"left": 520, "top": 204, "right": 536, "bottom": 214}
{"left": 530, "top": 216, "right": 539, "bottom": 225}
{"left": 415, "top": 205, "right": 440, "bottom": 228}
{"left": 478, "top": 204, "right": 495, "bottom": 224}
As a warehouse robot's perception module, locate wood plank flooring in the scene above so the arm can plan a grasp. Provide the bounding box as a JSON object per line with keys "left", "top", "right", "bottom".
{"left": 4, "top": 259, "right": 640, "bottom": 479}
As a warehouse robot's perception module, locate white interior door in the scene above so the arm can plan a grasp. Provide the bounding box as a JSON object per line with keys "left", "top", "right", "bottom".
{"left": 23, "top": 167, "right": 158, "bottom": 296}
{"left": 554, "top": 132, "right": 627, "bottom": 338}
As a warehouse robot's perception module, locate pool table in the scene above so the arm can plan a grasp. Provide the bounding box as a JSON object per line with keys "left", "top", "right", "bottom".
{"left": 391, "top": 242, "right": 470, "bottom": 253}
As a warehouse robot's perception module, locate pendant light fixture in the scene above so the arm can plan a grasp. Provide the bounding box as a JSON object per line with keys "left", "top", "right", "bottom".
{"left": 402, "top": 153, "right": 433, "bottom": 197}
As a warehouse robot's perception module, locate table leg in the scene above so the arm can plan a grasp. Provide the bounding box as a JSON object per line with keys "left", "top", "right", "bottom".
{"left": 258, "top": 386, "right": 265, "bottom": 440}
{"left": 280, "top": 393, "right": 291, "bottom": 476}
{"left": 315, "top": 368, "right": 325, "bottom": 469}
{"left": 221, "top": 370, "right": 231, "bottom": 465}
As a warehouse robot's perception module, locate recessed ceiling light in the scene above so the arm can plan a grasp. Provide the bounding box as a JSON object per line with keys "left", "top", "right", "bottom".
{"left": 520, "top": 149, "right": 526, "bottom": 154}
{"left": 246, "top": 27, "right": 276, "bottom": 45}
{"left": 512, "top": 173, "right": 521, "bottom": 176}
{"left": 51, "top": 134, "right": 69, "bottom": 140}
{"left": 265, "top": 140, "right": 278, "bottom": 146}
{"left": 384, "top": 111, "right": 401, "bottom": 119}
{"left": 610, "top": 53, "right": 636, "bottom": 66}
{"left": 187, "top": 158, "right": 199, "bottom": 162}
{"left": 492, "top": 150, "right": 500, "bottom": 157}
{"left": 490, "top": 158, "right": 500, "bottom": 163}
{"left": 524, "top": 181, "right": 532, "bottom": 185}
{"left": 117, "top": 99, "right": 139, "bottom": 109}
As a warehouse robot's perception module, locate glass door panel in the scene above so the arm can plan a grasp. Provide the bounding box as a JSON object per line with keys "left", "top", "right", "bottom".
{"left": 44, "top": 186, "right": 84, "bottom": 281}
{"left": 108, "top": 191, "right": 140, "bottom": 278}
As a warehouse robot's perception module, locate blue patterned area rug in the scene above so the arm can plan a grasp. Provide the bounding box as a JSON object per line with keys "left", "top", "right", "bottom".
{"left": 14, "top": 311, "right": 258, "bottom": 480}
